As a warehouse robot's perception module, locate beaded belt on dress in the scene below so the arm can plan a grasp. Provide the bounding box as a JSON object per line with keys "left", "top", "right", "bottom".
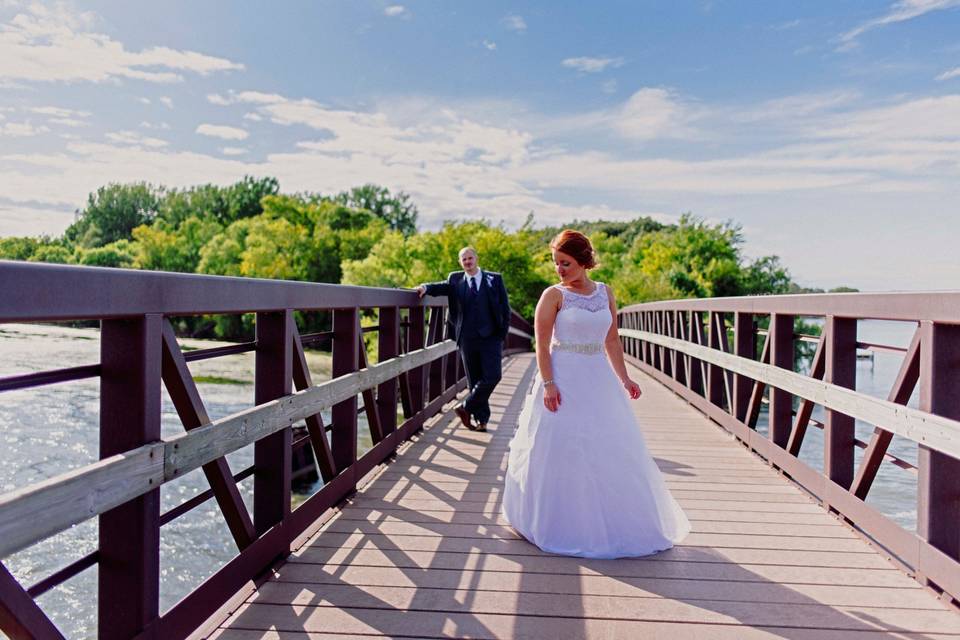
{"left": 551, "top": 340, "right": 604, "bottom": 355}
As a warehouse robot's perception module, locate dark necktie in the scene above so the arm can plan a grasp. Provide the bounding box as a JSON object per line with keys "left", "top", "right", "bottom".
{"left": 469, "top": 276, "right": 477, "bottom": 295}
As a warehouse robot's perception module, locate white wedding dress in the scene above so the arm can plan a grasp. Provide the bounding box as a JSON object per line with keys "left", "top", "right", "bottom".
{"left": 502, "top": 283, "right": 691, "bottom": 558}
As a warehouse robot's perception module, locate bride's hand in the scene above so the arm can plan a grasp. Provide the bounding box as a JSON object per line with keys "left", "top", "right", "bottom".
{"left": 623, "top": 378, "right": 642, "bottom": 400}
{"left": 543, "top": 383, "right": 561, "bottom": 412}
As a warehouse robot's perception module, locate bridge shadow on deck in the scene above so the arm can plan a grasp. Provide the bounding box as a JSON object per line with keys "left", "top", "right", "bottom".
{"left": 214, "top": 355, "right": 960, "bottom": 640}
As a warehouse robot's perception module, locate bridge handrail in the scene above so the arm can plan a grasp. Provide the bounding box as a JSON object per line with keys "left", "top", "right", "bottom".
{"left": 617, "top": 292, "right": 960, "bottom": 603}
{"left": 0, "top": 261, "right": 533, "bottom": 640}
{"left": 0, "top": 340, "right": 457, "bottom": 559}
{"left": 620, "top": 290, "right": 960, "bottom": 322}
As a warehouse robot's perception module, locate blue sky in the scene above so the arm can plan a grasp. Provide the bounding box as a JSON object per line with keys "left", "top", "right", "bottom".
{"left": 1, "top": 1, "right": 959, "bottom": 290}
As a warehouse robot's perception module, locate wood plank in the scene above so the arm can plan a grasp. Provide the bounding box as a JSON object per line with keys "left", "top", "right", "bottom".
{"left": 221, "top": 594, "right": 956, "bottom": 638}
{"left": 213, "top": 617, "right": 960, "bottom": 640}
{"left": 213, "top": 353, "right": 960, "bottom": 638}
{"left": 0, "top": 442, "right": 164, "bottom": 558}
{"left": 304, "top": 525, "right": 890, "bottom": 569}
{"left": 0, "top": 340, "right": 458, "bottom": 559}
{"left": 231, "top": 583, "right": 960, "bottom": 632}
{"left": 267, "top": 564, "right": 939, "bottom": 608}
{"left": 285, "top": 547, "right": 915, "bottom": 588}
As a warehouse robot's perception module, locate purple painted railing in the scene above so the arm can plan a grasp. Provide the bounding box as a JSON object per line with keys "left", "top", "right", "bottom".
{"left": 0, "top": 260, "right": 532, "bottom": 640}
{"left": 617, "top": 292, "right": 960, "bottom": 602}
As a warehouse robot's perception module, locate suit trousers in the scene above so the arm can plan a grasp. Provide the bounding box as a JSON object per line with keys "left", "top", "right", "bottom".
{"left": 459, "top": 337, "right": 502, "bottom": 425}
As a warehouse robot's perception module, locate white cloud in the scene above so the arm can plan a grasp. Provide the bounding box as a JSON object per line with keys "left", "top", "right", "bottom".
{"left": 138, "top": 97, "right": 152, "bottom": 105}
{"left": 48, "top": 117, "right": 87, "bottom": 127}
{"left": 206, "top": 90, "right": 285, "bottom": 106}
{"left": 602, "top": 79, "right": 618, "bottom": 94}
{"left": 3, "top": 87, "right": 960, "bottom": 291}
{"left": 503, "top": 14, "right": 527, "bottom": 33}
{"left": 384, "top": 5, "right": 408, "bottom": 17}
{"left": 0, "top": 121, "right": 50, "bottom": 136}
{"left": 105, "top": 130, "right": 168, "bottom": 147}
{"left": 243, "top": 112, "right": 263, "bottom": 122}
{"left": 614, "top": 88, "right": 698, "bottom": 140}
{"left": 195, "top": 124, "right": 249, "bottom": 140}
{"left": 221, "top": 147, "right": 247, "bottom": 156}
{"left": 29, "top": 106, "right": 91, "bottom": 118}
{"left": 937, "top": 66, "right": 960, "bottom": 81}
{"left": 482, "top": 40, "right": 497, "bottom": 51}
{"left": 733, "top": 90, "right": 860, "bottom": 123}
{"left": 159, "top": 96, "right": 173, "bottom": 108}
{"left": 838, "top": 0, "right": 960, "bottom": 48}
{"left": 0, "top": 3, "right": 244, "bottom": 84}
{"left": 561, "top": 56, "right": 625, "bottom": 73}
{"left": 139, "top": 121, "right": 171, "bottom": 130}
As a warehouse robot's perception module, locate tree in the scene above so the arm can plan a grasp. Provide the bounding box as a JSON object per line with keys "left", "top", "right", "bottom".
{"left": 336, "top": 184, "right": 418, "bottom": 236}
{"left": 157, "top": 184, "right": 229, "bottom": 228}
{"left": 65, "top": 183, "right": 160, "bottom": 248}
{"left": 227, "top": 176, "right": 280, "bottom": 223}
{"left": 0, "top": 237, "right": 41, "bottom": 261}
{"left": 342, "top": 220, "right": 551, "bottom": 320}
{"left": 740, "top": 255, "right": 792, "bottom": 295}
{"left": 133, "top": 216, "right": 222, "bottom": 272}
{"left": 76, "top": 240, "right": 136, "bottom": 268}
{"left": 28, "top": 243, "right": 73, "bottom": 264}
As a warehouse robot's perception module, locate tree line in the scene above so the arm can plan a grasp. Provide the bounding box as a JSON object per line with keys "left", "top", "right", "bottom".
{"left": 0, "top": 176, "right": 850, "bottom": 339}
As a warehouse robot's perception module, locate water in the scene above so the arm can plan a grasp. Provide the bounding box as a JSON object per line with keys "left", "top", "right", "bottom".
{"left": 753, "top": 319, "right": 921, "bottom": 530}
{"left": 0, "top": 323, "right": 372, "bottom": 639}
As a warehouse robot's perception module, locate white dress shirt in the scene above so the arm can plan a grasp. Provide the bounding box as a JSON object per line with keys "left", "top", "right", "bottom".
{"left": 465, "top": 270, "right": 482, "bottom": 291}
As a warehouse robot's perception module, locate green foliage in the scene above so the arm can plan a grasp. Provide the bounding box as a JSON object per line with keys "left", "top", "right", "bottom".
{"left": 335, "top": 184, "right": 418, "bottom": 236}
{"left": 2, "top": 176, "right": 806, "bottom": 340}
{"left": 77, "top": 240, "right": 136, "bottom": 268}
{"left": 0, "top": 236, "right": 43, "bottom": 261}
{"left": 133, "top": 216, "right": 222, "bottom": 272}
{"left": 343, "top": 220, "right": 552, "bottom": 319}
{"left": 156, "top": 176, "right": 279, "bottom": 228}
{"left": 0, "top": 237, "right": 74, "bottom": 264}
{"left": 65, "top": 183, "right": 160, "bottom": 248}
{"left": 28, "top": 243, "right": 74, "bottom": 264}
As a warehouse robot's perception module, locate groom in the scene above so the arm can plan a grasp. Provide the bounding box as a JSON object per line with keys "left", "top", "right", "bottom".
{"left": 417, "top": 247, "right": 511, "bottom": 432}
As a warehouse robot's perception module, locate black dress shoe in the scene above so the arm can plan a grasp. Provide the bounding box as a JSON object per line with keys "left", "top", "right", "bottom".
{"left": 454, "top": 405, "right": 472, "bottom": 429}
{"left": 475, "top": 423, "right": 488, "bottom": 432}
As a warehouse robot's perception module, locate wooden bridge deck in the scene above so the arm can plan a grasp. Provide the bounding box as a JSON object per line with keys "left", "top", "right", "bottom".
{"left": 209, "top": 353, "right": 960, "bottom": 639}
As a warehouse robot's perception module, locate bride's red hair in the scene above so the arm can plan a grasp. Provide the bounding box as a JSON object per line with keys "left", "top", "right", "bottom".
{"left": 550, "top": 229, "right": 597, "bottom": 269}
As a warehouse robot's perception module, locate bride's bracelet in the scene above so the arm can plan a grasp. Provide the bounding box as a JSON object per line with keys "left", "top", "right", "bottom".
{"left": 543, "top": 379, "right": 555, "bottom": 386}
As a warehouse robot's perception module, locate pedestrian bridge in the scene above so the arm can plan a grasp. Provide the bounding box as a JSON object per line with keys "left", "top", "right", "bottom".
{"left": 1, "top": 261, "right": 959, "bottom": 639}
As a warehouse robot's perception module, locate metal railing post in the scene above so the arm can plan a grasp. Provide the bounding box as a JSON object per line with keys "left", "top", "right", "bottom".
{"left": 98, "top": 314, "right": 162, "bottom": 640}
{"left": 377, "top": 307, "right": 400, "bottom": 437}
{"left": 253, "top": 310, "right": 293, "bottom": 538}
{"left": 332, "top": 308, "right": 360, "bottom": 481}
{"left": 918, "top": 321, "right": 960, "bottom": 581}
{"left": 825, "top": 316, "right": 857, "bottom": 490}
{"left": 769, "top": 313, "right": 795, "bottom": 448}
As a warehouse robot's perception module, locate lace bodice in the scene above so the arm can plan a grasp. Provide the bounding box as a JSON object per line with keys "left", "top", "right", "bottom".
{"left": 552, "top": 282, "right": 612, "bottom": 345}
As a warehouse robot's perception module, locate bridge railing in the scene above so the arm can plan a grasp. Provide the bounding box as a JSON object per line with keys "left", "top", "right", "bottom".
{"left": 617, "top": 292, "right": 960, "bottom": 602}
{"left": 0, "top": 260, "right": 533, "bottom": 640}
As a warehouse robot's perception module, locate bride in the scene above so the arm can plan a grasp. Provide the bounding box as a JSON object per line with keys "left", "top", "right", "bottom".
{"left": 502, "top": 230, "right": 691, "bottom": 558}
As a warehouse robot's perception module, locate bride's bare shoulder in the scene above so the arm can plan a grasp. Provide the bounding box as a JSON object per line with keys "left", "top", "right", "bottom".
{"left": 539, "top": 284, "right": 562, "bottom": 298}
{"left": 537, "top": 285, "right": 562, "bottom": 308}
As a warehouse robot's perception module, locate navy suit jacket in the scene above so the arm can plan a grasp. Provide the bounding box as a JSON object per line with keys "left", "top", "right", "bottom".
{"left": 423, "top": 270, "right": 511, "bottom": 344}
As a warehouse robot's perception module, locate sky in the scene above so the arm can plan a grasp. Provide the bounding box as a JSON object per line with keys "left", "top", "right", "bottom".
{"left": 1, "top": 0, "right": 959, "bottom": 291}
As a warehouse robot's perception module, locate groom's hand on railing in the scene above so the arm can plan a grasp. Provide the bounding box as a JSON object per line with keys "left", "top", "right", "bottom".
{"left": 416, "top": 285, "right": 427, "bottom": 298}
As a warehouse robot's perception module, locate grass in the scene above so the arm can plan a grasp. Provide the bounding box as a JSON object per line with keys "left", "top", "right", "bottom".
{"left": 193, "top": 375, "right": 248, "bottom": 385}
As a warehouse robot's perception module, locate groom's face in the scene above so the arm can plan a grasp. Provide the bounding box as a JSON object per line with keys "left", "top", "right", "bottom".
{"left": 459, "top": 250, "right": 478, "bottom": 273}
